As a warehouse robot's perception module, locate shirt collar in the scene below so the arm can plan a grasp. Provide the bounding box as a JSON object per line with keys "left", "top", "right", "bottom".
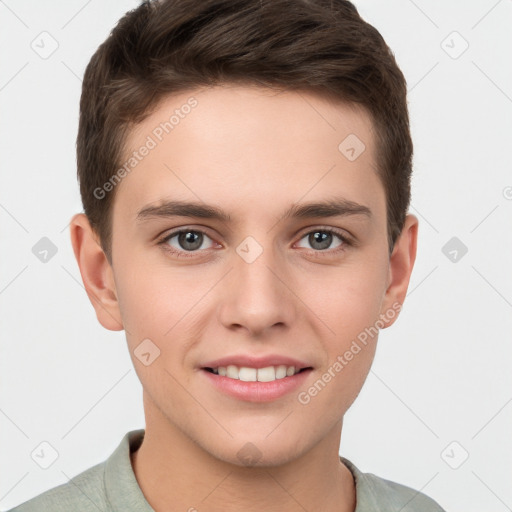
{"left": 104, "top": 429, "right": 154, "bottom": 511}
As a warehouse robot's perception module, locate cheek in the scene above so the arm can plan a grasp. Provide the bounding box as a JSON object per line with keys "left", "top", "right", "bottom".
{"left": 297, "top": 255, "right": 386, "bottom": 403}
{"left": 114, "top": 257, "right": 215, "bottom": 379}
{"left": 115, "top": 252, "right": 196, "bottom": 331}
{"left": 303, "top": 258, "right": 388, "bottom": 339}
{"left": 293, "top": 324, "right": 378, "bottom": 439}
{"left": 114, "top": 265, "right": 199, "bottom": 397}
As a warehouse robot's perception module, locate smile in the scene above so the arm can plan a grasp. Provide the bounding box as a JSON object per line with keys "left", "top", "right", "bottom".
{"left": 204, "top": 364, "right": 307, "bottom": 382}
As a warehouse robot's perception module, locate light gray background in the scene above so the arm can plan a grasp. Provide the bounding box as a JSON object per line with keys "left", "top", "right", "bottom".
{"left": 1, "top": 1, "right": 511, "bottom": 511}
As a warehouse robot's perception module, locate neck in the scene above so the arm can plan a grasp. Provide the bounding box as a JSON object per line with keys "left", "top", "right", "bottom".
{"left": 131, "top": 397, "right": 356, "bottom": 512}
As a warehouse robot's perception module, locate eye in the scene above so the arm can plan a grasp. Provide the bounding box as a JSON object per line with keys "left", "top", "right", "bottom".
{"left": 295, "top": 228, "right": 350, "bottom": 253}
{"left": 157, "top": 226, "right": 352, "bottom": 259}
{"left": 158, "top": 229, "right": 216, "bottom": 256}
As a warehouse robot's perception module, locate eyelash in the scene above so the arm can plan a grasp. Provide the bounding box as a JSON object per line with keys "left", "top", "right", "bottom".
{"left": 156, "top": 226, "right": 353, "bottom": 259}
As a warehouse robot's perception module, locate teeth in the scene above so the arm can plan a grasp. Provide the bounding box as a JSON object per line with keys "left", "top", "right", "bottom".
{"left": 256, "top": 366, "right": 275, "bottom": 382}
{"left": 239, "top": 367, "right": 257, "bottom": 382}
{"left": 226, "top": 365, "right": 239, "bottom": 379}
{"left": 210, "top": 364, "right": 300, "bottom": 382}
{"left": 275, "top": 365, "right": 287, "bottom": 379}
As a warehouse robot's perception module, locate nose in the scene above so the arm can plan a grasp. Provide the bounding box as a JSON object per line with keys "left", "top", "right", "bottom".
{"left": 217, "top": 241, "right": 297, "bottom": 337}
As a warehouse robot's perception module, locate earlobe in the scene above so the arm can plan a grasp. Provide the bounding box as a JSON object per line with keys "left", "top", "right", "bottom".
{"left": 379, "top": 214, "right": 419, "bottom": 328}
{"left": 69, "top": 213, "right": 124, "bottom": 331}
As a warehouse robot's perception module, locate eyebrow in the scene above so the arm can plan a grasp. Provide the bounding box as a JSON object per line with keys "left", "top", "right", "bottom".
{"left": 136, "top": 197, "right": 372, "bottom": 223}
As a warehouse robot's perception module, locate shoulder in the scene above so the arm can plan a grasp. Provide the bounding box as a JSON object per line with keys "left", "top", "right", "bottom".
{"left": 341, "top": 457, "right": 446, "bottom": 512}
{"left": 8, "top": 430, "right": 147, "bottom": 512}
{"left": 7, "top": 461, "right": 108, "bottom": 512}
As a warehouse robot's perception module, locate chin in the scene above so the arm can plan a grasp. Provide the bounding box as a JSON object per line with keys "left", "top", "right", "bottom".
{"left": 206, "top": 437, "right": 307, "bottom": 469}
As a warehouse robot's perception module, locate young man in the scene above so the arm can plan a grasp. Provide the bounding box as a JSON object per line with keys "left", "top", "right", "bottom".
{"left": 10, "top": 0, "right": 446, "bottom": 510}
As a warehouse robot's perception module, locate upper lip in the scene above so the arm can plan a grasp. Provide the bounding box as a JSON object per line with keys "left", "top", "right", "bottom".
{"left": 201, "top": 355, "right": 312, "bottom": 370}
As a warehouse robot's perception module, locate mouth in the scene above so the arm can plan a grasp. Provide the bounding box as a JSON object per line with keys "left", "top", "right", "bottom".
{"left": 201, "top": 364, "right": 313, "bottom": 402}
{"left": 199, "top": 354, "right": 314, "bottom": 401}
{"left": 202, "top": 364, "right": 313, "bottom": 382}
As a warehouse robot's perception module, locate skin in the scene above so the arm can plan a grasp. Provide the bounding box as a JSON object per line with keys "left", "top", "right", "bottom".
{"left": 70, "top": 84, "right": 418, "bottom": 512}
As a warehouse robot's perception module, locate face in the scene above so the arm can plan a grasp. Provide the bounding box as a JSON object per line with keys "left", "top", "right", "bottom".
{"left": 77, "top": 84, "right": 414, "bottom": 467}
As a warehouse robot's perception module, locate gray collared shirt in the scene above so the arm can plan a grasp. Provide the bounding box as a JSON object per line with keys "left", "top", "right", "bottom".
{"left": 8, "top": 429, "right": 446, "bottom": 511}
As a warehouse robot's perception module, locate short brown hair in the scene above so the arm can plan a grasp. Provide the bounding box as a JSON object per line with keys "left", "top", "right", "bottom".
{"left": 77, "top": 0, "right": 412, "bottom": 261}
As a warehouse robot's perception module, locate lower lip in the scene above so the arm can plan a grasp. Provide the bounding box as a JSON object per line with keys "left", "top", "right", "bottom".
{"left": 201, "top": 368, "right": 312, "bottom": 402}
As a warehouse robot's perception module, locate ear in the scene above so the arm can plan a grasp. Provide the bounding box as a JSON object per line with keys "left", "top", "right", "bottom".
{"left": 69, "top": 213, "right": 124, "bottom": 331}
{"left": 379, "top": 213, "right": 418, "bottom": 328}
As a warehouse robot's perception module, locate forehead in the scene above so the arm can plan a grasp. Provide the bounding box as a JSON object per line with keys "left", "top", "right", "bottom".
{"left": 114, "top": 84, "right": 384, "bottom": 224}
